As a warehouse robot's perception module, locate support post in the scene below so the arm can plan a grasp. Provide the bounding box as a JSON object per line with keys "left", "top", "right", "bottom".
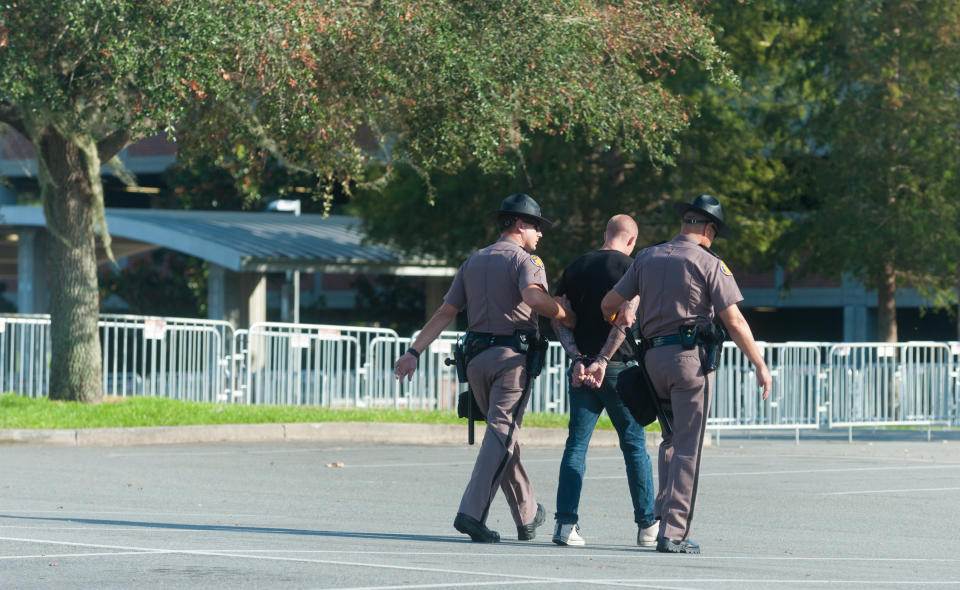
{"left": 17, "top": 228, "right": 49, "bottom": 314}
{"left": 207, "top": 263, "right": 266, "bottom": 329}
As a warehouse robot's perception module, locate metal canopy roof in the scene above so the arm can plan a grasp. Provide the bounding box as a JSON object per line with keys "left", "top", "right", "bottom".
{"left": 0, "top": 205, "right": 456, "bottom": 276}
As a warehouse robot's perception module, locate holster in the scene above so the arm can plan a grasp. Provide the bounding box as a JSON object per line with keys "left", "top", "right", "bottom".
{"left": 457, "top": 388, "right": 486, "bottom": 422}
{"left": 522, "top": 330, "right": 549, "bottom": 379}
{"left": 451, "top": 336, "right": 469, "bottom": 383}
{"left": 697, "top": 321, "right": 727, "bottom": 374}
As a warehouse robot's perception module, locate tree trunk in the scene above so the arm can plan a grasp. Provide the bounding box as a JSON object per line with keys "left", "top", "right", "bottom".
{"left": 876, "top": 260, "right": 898, "bottom": 343}
{"left": 34, "top": 126, "right": 103, "bottom": 402}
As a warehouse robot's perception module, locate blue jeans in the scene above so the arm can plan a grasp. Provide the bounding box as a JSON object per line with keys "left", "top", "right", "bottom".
{"left": 555, "top": 362, "right": 657, "bottom": 528}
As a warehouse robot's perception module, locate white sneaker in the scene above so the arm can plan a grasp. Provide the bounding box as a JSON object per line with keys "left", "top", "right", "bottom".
{"left": 553, "top": 522, "right": 586, "bottom": 546}
{"left": 637, "top": 522, "right": 659, "bottom": 547}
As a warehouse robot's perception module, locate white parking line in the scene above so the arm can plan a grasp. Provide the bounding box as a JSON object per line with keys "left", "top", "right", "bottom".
{"left": 0, "top": 536, "right": 676, "bottom": 589}
{"left": 327, "top": 581, "right": 960, "bottom": 590}
{"left": 822, "top": 486, "right": 960, "bottom": 496}
{"left": 2, "top": 535, "right": 958, "bottom": 590}
{"left": 0, "top": 550, "right": 167, "bottom": 560}
{"left": 2, "top": 536, "right": 960, "bottom": 564}
{"left": 586, "top": 464, "right": 959, "bottom": 480}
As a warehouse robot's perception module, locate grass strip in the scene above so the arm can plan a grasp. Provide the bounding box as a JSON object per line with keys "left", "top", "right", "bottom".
{"left": 0, "top": 393, "right": 636, "bottom": 431}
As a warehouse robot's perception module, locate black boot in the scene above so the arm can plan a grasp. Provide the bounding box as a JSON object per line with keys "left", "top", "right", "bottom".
{"left": 517, "top": 503, "right": 545, "bottom": 541}
{"left": 454, "top": 513, "right": 500, "bottom": 543}
{"left": 656, "top": 536, "right": 701, "bottom": 554}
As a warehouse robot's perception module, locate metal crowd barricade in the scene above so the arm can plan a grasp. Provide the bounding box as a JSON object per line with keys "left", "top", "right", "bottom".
{"left": 4, "top": 308, "right": 959, "bottom": 434}
{"left": 228, "top": 329, "right": 249, "bottom": 403}
{"left": 0, "top": 313, "right": 231, "bottom": 401}
{"left": 950, "top": 342, "right": 960, "bottom": 427}
{"left": 98, "top": 315, "right": 232, "bottom": 402}
{"left": 0, "top": 315, "right": 51, "bottom": 397}
{"left": 366, "top": 335, "right": 409, "bottom": 409}
{"left": 244, "top": 322, "right": 400, "bottom": 407}
{"left": 710, "top": 341, "right": 824, "bottom": 444}
{"left": 402, "top": 330, "right": 462, "bottom": 411}
{"left": 826, "top": 342, "right": 953, "bottom": 434}
{"left": 528, "top": 341, "right": 570, "bottom": 414}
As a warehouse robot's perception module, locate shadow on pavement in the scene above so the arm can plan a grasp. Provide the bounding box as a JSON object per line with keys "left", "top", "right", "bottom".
{"left": 0, "top": 513, "right": 465, "bottom": 544}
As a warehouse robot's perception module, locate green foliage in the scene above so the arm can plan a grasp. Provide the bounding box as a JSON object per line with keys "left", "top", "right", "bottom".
{"left": 772, "top": 0, "right": 960, "bottom": 335}
{"left": 98, "top": 250, "right": 207, "bottom": 317}
{"left": 353, "top": 2, "right": 801, "bottom": 279}
{"left": 351, "top": 275, "right": 427, "bottom": 335}
{"left": 167, "top": 0, "right": 730, "bottom": 198}
{"left": 162, "top": 151, "right": 348, "bottom": 213}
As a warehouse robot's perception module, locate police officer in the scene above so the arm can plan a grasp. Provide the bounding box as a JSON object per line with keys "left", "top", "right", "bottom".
{"left": 394, "top": 193, "right": 575, "bottom": 543}
{"left": 600, "top": 194, "right": 771, "bottom": 554}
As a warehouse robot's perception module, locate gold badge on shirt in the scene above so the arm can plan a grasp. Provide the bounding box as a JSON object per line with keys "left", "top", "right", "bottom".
{"left": 719, "top": 261, "right": 733, "bottom": 276}
{"left": 530, "top": 255, "right": 545, "bottom": 275}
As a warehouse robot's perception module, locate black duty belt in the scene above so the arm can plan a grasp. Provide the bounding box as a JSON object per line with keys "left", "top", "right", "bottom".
{"left": 648, "top": 334, "right": 683, "bottom": 348}
{"left": 465, "top": 333, "right": 516, "bottom": 348}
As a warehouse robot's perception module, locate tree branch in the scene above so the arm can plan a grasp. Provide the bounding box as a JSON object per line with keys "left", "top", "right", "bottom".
{"left": 96, "top": 130, "right": 131, "bottom": 162}
{"left": 0, "top": 103, "right": 28, "bottom": 136}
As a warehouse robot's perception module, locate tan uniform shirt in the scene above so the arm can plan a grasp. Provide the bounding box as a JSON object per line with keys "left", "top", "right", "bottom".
{"left": 613, "top": 234, "right": 743, "bottom": 339}
{"left": 444, "top": 237, "right": 548, "bottom": 334}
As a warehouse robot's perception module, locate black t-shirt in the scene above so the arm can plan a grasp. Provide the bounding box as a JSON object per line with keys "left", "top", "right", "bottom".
{"left": 555, "top": 249, "right": 635, "bottom": 362}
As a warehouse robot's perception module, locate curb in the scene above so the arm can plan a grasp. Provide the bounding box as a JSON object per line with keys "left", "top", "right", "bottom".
{"left": 0, "top": 422, "right": 671, "bottom": 449}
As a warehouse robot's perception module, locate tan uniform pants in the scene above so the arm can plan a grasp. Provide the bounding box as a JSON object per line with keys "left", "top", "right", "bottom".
{"left": 645, "top": 345, "right": 712, "bottom": 541}
{"left": 457, "top": 345, "right": 537, "bottom": 527}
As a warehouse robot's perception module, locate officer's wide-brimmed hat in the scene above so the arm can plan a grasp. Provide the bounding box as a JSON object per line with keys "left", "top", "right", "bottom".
{"left": 486, "top": 193, "right": 553, "bottom": 228}
{"left": 672, "top": 194, "right": 731, "bottom": 238}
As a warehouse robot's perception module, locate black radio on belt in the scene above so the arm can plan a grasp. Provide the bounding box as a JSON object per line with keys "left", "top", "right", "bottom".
{"left": 679, "top": 325, "right": 699, "bottom": 350}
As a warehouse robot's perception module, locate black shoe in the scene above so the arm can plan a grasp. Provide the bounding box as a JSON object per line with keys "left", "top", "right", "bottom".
{"left": 517, "top": 503, "right": 545, "bottom": 541}
{"left": 656, "top": 536, "right": 701, "bottom": 554}
{"left": 454, "top": 513, "right": 500, "bottom": 543}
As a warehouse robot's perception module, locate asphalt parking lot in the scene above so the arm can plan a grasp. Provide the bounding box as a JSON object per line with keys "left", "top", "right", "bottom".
{"left": 2, "top": 432, "right": 959, "bottom": 589}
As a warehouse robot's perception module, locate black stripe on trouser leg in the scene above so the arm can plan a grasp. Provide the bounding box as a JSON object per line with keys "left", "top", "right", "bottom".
{"left": 681, "top": 372, "right": 710, "bottom": 541}
{"left": 480, "top": 370, "right": 532, "bottom": 523}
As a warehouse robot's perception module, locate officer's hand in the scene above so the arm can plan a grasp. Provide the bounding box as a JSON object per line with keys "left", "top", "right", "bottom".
{"left": 582, "top": 358, "right": 606, "bottom": 389}
{"left": 756, "top": 363, "right": 772, "bottom": 400}
{"left": 394, "top": 353, "right": 418, "bottom": 382}
{"left": 555, "top": 295, "right": 576, "bottom": 328}
{"left": 611, "top": 300, "right": 635, "bottom": 327}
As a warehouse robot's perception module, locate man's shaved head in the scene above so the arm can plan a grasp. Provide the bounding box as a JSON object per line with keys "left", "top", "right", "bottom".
{"left": 602, "top": 214, "right": 639, "bottom": 256}
{"left": 605, "top": 214, "right": 638, "bottom": 241}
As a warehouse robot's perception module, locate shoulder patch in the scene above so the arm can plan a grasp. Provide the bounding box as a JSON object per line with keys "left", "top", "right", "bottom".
{"left": 719, "top": 260, "right": 733, "bottom": 276}
{"left": 530, "top": 255, "right": 545, "bottom": 276}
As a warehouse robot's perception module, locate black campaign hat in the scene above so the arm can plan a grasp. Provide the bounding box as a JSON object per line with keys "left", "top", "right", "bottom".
{"left": 486, "top": 193, "right": 553, "bottom": 228}
{"left": 672, "top": 194, "right": 731, "bottom": 238}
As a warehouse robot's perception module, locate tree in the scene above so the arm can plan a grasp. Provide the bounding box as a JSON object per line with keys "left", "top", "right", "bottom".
{"left": 777, "top": 0, "right": 960, "bottom": 341}
{"left": 1, "top": 1, "right": 728, "bottom": 401}
{"left": 354, "top": 1, "right": 810, "bottom": 281}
